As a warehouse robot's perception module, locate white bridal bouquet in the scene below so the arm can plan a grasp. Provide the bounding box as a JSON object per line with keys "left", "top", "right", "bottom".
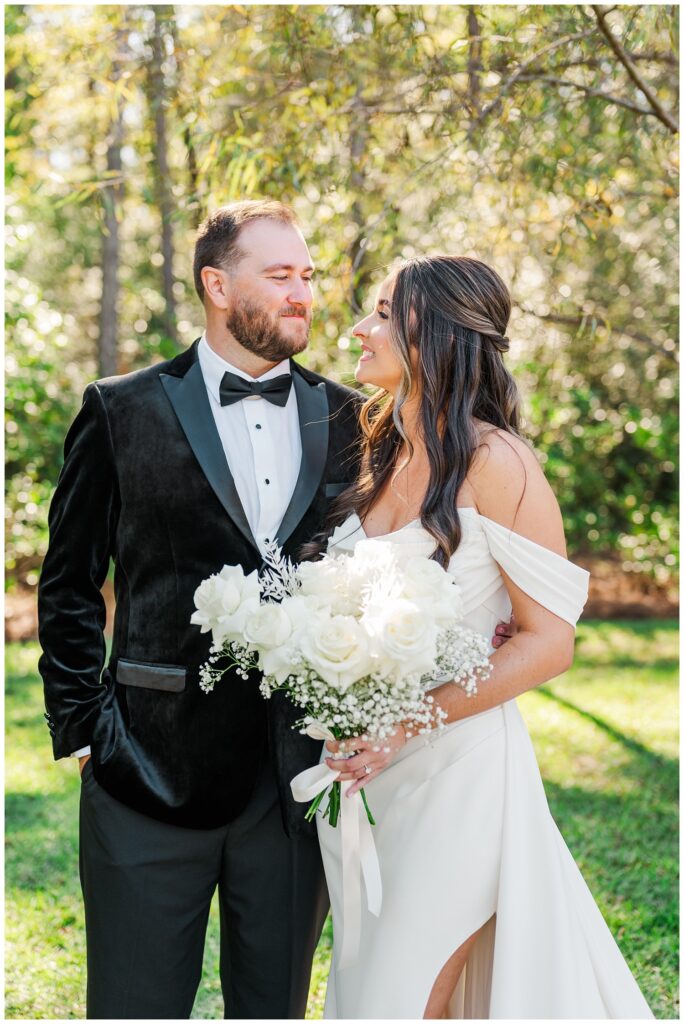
{"left": 191, "top": 538, "right": 492, "bottom": 827}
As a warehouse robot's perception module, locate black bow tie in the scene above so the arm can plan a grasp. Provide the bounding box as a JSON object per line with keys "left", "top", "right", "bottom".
{"left": 219, "top": 371, "right": 292, "bottom": 408}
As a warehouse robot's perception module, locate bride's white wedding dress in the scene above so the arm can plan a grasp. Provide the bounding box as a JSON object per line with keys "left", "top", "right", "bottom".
{"left": 318, "top": 509, "right": 654, "bottom": 1019}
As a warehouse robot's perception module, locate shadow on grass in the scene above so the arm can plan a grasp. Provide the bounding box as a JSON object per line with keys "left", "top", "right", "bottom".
{"left": 6, "top": 790, "right": 53, "bottom": 829}
{"left": 579, "top": 620, "right": 678, "bottom": 637}
{"left": 8, "top": 714, "right": 48, "bottom": 731}
{"left": 6, "top": 788, "right": 80, "bottom": 893}
{"left": 6, "top": 667, "right": 42, "bottom": 693}
{"left": 542, "top": 775, "right": 678, "bottom": 1021}
{"left": 575, "top": 654, "right": 678, "bottom": 672}
{"left": 574, "top": 653, "right": 678, "bottom": 672}
{"left": 574, "top": 620, "right": 678, "bottom": 672}
{"left": 543, "top": 777, "right": 678, "bottom": 928}
{"left": 536, "top": 687, "right": 678, "bottom": 797}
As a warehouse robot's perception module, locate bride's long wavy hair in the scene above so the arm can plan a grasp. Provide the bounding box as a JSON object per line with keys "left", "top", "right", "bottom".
{"left": 304, "top": 254, "right": 525, "bottom": 566}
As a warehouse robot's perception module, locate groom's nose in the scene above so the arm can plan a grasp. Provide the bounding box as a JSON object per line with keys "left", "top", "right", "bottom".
{"left": 286, "top": 278, "right": 313, "bottom": 307}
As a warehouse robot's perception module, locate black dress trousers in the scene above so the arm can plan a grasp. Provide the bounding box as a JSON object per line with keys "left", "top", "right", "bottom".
{"left": 78, "top": 754, "right": 329, "bottom": 1019}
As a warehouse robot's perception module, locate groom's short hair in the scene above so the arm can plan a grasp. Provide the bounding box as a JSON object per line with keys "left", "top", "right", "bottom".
{"left": 193, "top": 199, "right": 298, "bottom": 303}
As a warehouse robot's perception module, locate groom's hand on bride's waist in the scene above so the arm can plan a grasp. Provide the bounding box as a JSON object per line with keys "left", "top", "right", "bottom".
{"left": 492, "top": 613, "right": 515, "bottom": 648}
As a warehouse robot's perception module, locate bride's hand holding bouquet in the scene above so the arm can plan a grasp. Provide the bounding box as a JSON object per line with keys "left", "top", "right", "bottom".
{"left": 191, "top": 535, "right": 492, "bottom": 826}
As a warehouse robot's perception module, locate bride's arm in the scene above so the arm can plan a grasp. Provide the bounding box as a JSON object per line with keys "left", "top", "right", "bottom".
{"left": 431, "top": 430, "right": 576, "bottom": 726}
{"left": 329, "top": 431, "right": 580, "bottom": 794}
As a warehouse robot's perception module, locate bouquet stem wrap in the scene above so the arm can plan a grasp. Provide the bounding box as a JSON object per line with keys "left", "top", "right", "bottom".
{"left": 290, "top": 722, "right": 382, "bottom": 969}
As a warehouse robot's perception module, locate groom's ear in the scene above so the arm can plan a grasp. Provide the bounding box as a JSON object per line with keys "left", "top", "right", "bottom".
{"left": 201, "top": 266, "right": 231, "bottom": 310}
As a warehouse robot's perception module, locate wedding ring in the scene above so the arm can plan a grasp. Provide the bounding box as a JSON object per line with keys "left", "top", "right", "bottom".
{"left": 364, "top": 763, "right": 372, "bottom": 775}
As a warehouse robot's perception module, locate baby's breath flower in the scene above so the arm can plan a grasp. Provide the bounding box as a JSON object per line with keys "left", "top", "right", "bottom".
{"left": 193, "top": 539, "right": 493, "bottom": 826}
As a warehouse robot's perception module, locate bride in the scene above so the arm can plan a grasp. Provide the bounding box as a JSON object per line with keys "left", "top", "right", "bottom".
{"left": 314, "top": 255, "right": 653, "bottom": 1018}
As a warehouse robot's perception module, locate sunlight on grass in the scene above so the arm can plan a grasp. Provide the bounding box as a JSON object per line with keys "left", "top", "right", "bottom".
{"left": 5, "top": 623, "right": 678, "bottom": 1019}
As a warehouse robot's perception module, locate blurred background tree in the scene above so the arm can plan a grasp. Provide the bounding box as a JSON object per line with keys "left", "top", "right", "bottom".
{"left": 5, "top": 3, "right": 678, "bottom": 607}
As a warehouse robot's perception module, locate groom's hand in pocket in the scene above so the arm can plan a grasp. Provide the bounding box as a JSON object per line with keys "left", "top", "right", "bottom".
{"left": 492, "top": 613, "right": 515, "bottom": 648}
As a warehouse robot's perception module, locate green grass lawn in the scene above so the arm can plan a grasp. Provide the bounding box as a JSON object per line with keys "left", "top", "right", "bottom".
{"left": 5, "top": 621, "right": 678, "bottom": 1019}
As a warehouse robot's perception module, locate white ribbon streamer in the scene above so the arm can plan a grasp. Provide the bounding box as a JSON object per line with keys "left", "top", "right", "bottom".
{"left": 290, "top": 722, "right": 383, "bottom": 969}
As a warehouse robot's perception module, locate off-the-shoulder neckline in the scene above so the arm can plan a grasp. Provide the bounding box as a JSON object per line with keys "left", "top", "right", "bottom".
{"left": 337, "top": 511, "right": 588, "bottom": 582}
{"left": 357, "top": 508, "right": 477, "bottom": 541}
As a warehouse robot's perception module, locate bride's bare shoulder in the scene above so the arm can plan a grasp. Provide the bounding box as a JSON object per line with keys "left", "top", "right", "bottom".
{"left": 468, "top": 424, "right": 563, "bottom": 537}
{"left": 470, "top": 422, "right": 539, "bottom": 474}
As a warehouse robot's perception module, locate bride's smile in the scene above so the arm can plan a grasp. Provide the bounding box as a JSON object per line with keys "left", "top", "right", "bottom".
{"left": 351, "top": 283, "right": 405, "bottom": 391}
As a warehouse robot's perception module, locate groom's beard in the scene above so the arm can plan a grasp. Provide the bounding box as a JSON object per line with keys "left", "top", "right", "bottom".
{"left": 226, "top": 297, "right": 311, "bottom": 362}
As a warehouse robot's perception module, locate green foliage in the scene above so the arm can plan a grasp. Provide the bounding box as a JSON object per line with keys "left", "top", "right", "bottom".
{"left": 5, "top": 624, "right": 678, "bottom": 1018}
{"left": 5, "top": 270, "right": 95, "bottom": 583}
{"left": 4, "top": 5, "right": 678, "bottom": 586}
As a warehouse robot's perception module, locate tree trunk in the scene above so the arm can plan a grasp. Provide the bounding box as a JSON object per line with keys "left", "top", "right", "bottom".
{"left": 183, "top": 125, "right": 200, "bottom": 226}
{"left": 149, "top": 6, "right": 178, "bottom": 347}
{"left": 467, "top": 6, "right": 482, "bottom": 120}
{"left": 348, "top": 99, "right": 369, "bottom": 316}
{"left": 348, "top": 10, "right": 370, "bottom": 316}
{"left": 98, "top": 54, "right": 124, "bottom": 378}
{"left": 168, "top": 11, "right": 201, "bottom": 227}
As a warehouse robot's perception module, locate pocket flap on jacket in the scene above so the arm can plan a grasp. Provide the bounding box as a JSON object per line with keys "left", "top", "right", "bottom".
{"left": 325, "top": 481, "right": 352, "bottom": 497}
{"left": 116, "top": 659, "right": 186, "bottom": 693}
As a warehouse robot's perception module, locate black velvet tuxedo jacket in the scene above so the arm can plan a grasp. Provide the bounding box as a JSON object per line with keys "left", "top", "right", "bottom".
{"left": 38, "top": 340, "right": 362, "bottom": 834}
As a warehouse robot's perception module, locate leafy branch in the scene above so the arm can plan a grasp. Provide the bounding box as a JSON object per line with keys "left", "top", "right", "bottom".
{"left": 521, "top": 308, "right": 678, "bottom": 362}
{"left": 591, "top": 5, "right": 678, "bottom": 133}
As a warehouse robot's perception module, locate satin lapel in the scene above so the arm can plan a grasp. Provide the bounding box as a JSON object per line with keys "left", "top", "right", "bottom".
{"left": 276, "top": 369, "right": 329, "bottom": 547}
{"left": 159, "top": 360, "right": 259, "bottom": 552}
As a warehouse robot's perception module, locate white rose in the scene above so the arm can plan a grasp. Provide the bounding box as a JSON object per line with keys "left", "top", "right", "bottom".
{"left": 218, "top": 562, "right": 261, "bottom": 601}
{"left": 190, "top": 572, "right": 241, "bottom": 633}
{"left": 299, "top": 611, "right": 373, "bottom": 691}
{"left": 400, "top": 557, "right": 463, "bottom": 627}
{"left": 259, "top": 642, "right": 298, "bottom": 685}
{"left": 255, "top": 594, "right": 316, "bottom": 684}
{"left": 363, "top": 597, "right": 438, "bottom": 678}
{"left": 243, "top": 602, "right": 293, "bottom": 650}
{"left": 297, "top": 556, "right": 363, "bottom": 615}
{"left": 213, "top": 596, "right": 262, "bottom": 645}
{"left": 279, "top": 593, "right": 322, "bottom": 632}
{"left": 191, "top": 564, "right": 261, "bottom": 644}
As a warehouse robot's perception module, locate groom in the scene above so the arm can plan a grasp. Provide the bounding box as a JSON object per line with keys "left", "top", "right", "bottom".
{"left": 38, "top": 199, "right": 364, "bottom": 1019}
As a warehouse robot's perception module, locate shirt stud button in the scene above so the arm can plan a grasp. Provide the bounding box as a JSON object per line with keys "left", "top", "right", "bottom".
{"left": 264, "top": 478, "right": 270, "bottom": 485}
{"left": 255, "top": 423, "right": 262, "bottom": 430}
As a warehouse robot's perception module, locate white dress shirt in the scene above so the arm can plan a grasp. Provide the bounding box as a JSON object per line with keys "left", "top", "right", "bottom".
{"left": 72, "top": 335, "right": 303, "bottom": 759}
{"left": 196, "top": 334, "right": 302, "bottom": 550}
